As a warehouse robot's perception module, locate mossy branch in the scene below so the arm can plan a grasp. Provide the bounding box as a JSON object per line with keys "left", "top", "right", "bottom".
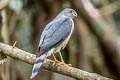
{"left": 0, "top": 42, "right": 112, "bottom": 80}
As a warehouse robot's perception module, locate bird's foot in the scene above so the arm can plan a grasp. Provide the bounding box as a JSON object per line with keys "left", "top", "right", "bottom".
{"left": 57, "top": 61, "right": 72, "bottom": 66}
{"left": 52, "top": 60, "right": 59, "bottom": 66}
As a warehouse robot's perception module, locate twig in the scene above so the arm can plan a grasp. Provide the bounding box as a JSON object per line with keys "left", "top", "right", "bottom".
{"left": 12, "top": 41, "right": 17, "bottom": 48}
{"left": 0, "top": 42, "right": 112, "bottom": 80}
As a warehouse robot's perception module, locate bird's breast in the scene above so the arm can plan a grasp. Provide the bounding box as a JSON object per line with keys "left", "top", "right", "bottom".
{"left": 61, "top": 19, "right": 74, "bottom": 49}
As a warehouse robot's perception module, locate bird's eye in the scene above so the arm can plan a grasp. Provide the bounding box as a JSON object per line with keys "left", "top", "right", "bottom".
{"left": 68, "top": 10, "right": 73, "bottom": 14}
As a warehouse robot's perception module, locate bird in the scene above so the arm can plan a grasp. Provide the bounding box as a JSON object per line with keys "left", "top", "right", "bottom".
{"left": 30, "top": 8, "right": 77, "bottom": 79}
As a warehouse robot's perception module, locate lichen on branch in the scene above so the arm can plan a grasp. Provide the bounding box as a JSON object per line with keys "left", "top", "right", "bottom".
{"left": 0, "top": 42, "right": 112, "bottom": 80}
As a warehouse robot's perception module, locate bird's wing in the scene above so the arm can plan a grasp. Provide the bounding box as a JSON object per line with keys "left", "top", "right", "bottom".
{"left": 38, "top": 16, "right": 73, "bottom": 56}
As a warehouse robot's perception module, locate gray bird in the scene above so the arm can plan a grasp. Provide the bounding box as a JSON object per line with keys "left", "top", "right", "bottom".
{"left": 30, "top": 8, "right": 77, "bottom": 79}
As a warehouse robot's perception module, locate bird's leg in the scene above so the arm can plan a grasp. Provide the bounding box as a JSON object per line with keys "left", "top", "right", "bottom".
{"left": 52, "top": 53, "right": 59, "bottom": 65}
{"left": 58, "top": 51, "right": 72, "bottom": 66}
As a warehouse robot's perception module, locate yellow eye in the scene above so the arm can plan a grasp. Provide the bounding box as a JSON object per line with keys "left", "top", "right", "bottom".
{"left": 69, "top": 10, "right": 73, "bottom": 13}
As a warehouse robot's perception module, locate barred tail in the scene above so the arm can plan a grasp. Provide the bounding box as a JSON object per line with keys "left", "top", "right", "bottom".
{"left": 30, "top": 53, "right": 46, "bottom": 79}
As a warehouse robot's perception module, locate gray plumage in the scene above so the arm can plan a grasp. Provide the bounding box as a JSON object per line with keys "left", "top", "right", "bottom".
{"left": 30, "top": 8, "right": 77, "bottom": 79}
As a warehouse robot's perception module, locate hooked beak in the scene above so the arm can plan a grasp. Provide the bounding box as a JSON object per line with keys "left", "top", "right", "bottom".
{"left": 72, "top": 14, "right": 77, "bottom": 19}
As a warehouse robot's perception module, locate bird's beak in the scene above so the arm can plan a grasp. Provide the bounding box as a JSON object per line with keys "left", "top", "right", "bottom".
{"left": 75, "top": 15, "right": 77, "bottom": 18}
{"left": 73, "top": 14, "right": 77, "bottom": 18}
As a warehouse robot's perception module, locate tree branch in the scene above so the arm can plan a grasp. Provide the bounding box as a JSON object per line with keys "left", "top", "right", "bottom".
{"left": 0, "top": 42, "right": 112, "bottom": 80}
{"left": 70, "top": 0, "right": 120, "bottom": 79}
{"left": 100, "top": 1, "right": 120, "bottom": 16}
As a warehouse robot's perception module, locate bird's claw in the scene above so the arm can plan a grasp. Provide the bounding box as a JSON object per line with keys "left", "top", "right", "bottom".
{"left": 52, "top": 60, "right": 59, "bottom": 66}
{"left": 57, "top": 62, "right": 72, "bottom": 66}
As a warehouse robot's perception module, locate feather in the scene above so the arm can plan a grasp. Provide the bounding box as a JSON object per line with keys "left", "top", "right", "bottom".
{"left": 30, "top": 9, "right": 75, "bottom": 79}
{"left": 39, "top": 16, "right": 72, "bottom": 49}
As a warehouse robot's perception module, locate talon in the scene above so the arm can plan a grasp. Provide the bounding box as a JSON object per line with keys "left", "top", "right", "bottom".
{"left": 57, "top": 61, "right": 72, "bottom": 66}
{"left": 52, "top": 53, "right": 59, "bottom": 66}
{"left": 52, "top": 61, "right": 57, "bottom": 66}
{"left": 57, "top": 62, "right": 63, "bottom": 66}
{"left": 52, "top": 60, "right": 59, "bottom": 66}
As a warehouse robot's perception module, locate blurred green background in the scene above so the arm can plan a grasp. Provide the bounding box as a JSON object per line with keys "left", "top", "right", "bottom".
{"left": 0, "top": 0, "right": 120, "bottom": 80}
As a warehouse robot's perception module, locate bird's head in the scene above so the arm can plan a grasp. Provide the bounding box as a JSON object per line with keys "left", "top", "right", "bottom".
{"left": 60, "top": 8, "right": 77, "bottom": 19}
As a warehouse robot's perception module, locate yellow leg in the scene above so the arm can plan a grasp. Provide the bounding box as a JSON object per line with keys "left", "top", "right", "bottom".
{"left": 52, "top": 53, "right": 59, "bottom": 65}
{"left": 58, "top": 51, "right": 72, "bottom": 66}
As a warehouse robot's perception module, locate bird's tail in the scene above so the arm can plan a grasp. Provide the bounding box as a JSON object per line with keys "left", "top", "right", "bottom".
{"left": 30, "top": 53, "right": 46, "bottom": 79}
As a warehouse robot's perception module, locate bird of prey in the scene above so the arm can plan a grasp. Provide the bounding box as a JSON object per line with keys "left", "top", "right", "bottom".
{"left": 30, "top": 8, "right": 77, "bottom": 79}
